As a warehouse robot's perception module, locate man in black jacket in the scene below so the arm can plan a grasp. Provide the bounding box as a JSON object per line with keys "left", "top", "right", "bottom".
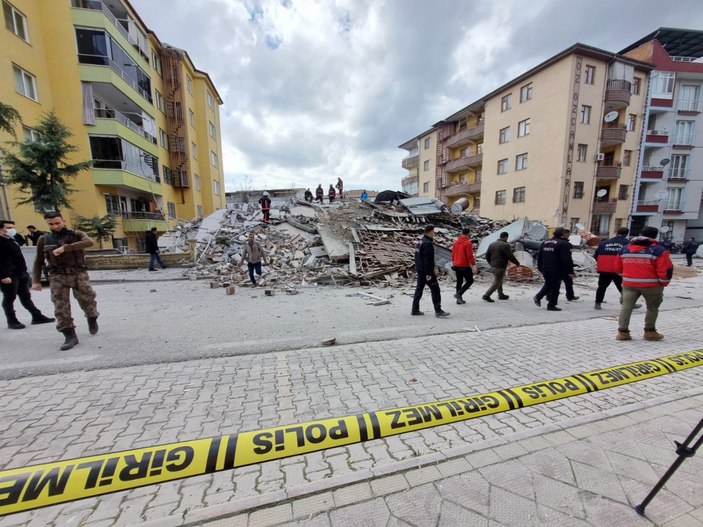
{"left": 411, "top": 224, "right": 449, "bottom": 318}
{"left": 146, "top": 227, "right": 167, "bottom": 271}
{"left": 0, "top": 219, "right": 54, "bottom": 329}
{"left": 534, "top": 227, "right": 574, "bottom": 311}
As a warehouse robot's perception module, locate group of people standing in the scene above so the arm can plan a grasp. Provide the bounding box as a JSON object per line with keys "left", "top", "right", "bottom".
{"left": 412, "top": 223, "right": 675, "bottom": 341}
{"left": 304, "top": 178, "right": 345, "bottom": 204}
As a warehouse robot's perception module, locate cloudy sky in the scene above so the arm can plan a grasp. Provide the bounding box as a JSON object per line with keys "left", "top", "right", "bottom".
{"left": 130, "top": 0, "right": 703, "bottom": 193}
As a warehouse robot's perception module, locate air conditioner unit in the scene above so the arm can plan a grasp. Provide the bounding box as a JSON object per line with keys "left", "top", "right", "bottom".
{"left": 596, "top": 153, "right": 605, "bottom": 161}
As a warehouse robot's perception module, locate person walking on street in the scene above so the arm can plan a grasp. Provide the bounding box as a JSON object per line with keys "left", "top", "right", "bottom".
{"left": 683, "top": 237, "right": 699, "bottom": 267}
{"left": 594, "top": 227, "right": 639, "bottom": 310}
{"left": 411, "top": 224, "right": 449, "bottom": 317}
{"left": 25, "top": 225, "right": 44, "bottom": 246}
{"left": 561, "top": 229, "right": 580, "bottom": 301}
{"left": 336, "top": 177, "right": 344, "bottom": 199}
{"left": 259, "top": 191, "right": 272, "bottom": 223}
{"left": 146, "top": 227, "right": 167, "bottom": 271}
{"left": 483, "top": 232, "right": 520, "bottom": 302}
{"left": 315, "top": 184, "right": 324, "bottom": 203}
{"left": 534, "top": 227, "right": 573, "bottom": 311}
{"left": 242, "top": 232, "right": 267, "bottom": 286}
{"left": 31, "top": 212, "right": 99, "bottom": 350}
{"left": 0, "top": 220, "right": 54, "bottom": 329}
{"left": 451, "top": 227, "right": 477, "bottom": 304}
{"left": 615, "top": 226, "right": 673, "bottom": 341}
{"left": 328, "top": 184, "right": 336, "bottom": 203}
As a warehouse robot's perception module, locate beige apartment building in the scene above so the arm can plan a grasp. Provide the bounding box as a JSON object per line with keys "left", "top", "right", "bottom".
{"left": 400, "top": 44, "right": 653, "bottom": 235}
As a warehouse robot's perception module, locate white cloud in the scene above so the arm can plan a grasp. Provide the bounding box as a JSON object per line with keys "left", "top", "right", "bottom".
{"left": 130, "top": 0, "right": 703, "bottom": 193}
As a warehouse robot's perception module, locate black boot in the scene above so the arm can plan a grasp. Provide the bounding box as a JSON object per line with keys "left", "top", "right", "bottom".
{"left": 87, "top": 317, "right": 99, "bottom": 335}
{"left": 31, "top": 313, "right": 55, "bottom": 325}
{"left": 60, "top": 328, "right": 79, "bottom": 350}
{"left": 7, "top": 318, "right": 25, "bottom": 329}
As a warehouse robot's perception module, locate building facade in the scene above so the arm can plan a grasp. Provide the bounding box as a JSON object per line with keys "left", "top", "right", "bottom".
{"left": 1, "top": 0, "right": 225, "bottom": 250}
{"left": 400, "top": 43, "right": 653, "bottom": 234}
{"left": 622, "top": 28, "right": 703, "bottom": 243}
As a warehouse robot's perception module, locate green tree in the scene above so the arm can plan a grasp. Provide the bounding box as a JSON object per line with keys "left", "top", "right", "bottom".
{"left": 0, "top": 102, "right": 21, "bottom": 137}
{"left": 1, "top": 111, "right": 91, "bottom": 211}
{"left": 74, "top": 214, "right": 117, "bottom": 249}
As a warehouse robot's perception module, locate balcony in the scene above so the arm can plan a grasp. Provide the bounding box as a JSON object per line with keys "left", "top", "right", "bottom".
{"left": 592, "top": 199, "right": 617, "bottom": 214}
{"left": 445, "top": 122, "right": 485, "bottom": 149}
{"left": 443, "top": 181, "right": 481, "bottom": 197}
{"left": 640, "top": 167, "right": 665, "bottom": 181}
{"left": 596, "top": 165, "right": 621, "bottom": 180}
{"left": 78, "top": 55, "right": 152, "bottom": 104}
{"left": 604, "top": 79, "right": 632, "bottom": 110}
{"left": 672, "top": 133, "right": 696, "bottom": 148}
{"left": 634, "top": 201, "right": 659, "bottom": 214}
{"left": 120, "top": 212, "right": 168, "bottom": 233}
{"left": 645, "top": 130, "right": 669, "bottom": 144}
{"left": 93, "top": 108, "right": 157, "bottom": 153}
{"left": 402, "top": 151, "right": 419, "bottom": 169}
{"left": 668, "top": 168, "right": 689, "bottom": 182}
{"left": 93, "top": 161, "right": 163, "bottom": 195}
{"left": 600, "top": 122, "right": 626, "bottom": 146}
{"left": 677, "top": 98, "right": 700, "bottom": 114}
{"left": 445, "top": 153, "right": 483, "bottom": 173}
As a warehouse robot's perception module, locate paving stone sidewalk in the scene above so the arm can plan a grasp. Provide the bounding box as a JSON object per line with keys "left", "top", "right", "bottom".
{"left": 1, "top": 308, "right": 702, "bottom": 526}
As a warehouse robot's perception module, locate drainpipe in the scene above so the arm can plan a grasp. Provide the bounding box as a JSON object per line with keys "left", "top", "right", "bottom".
{"left": 630, "top": 71, "right": 654, "bottom": 232}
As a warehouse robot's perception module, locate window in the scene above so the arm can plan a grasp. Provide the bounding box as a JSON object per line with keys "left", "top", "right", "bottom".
{"left": 12, "top": 64, "right": 36, "bottom": 100}
{"left": 618, "top": 184, "right": 629, "bottom": 200}
{"left": 167, "top": 201, "right": 176, "bottom": 219}
{"left": 499, "top": 126, "right": 510, "bottom": 144}
{"left": 197, "top": 205, "right": 203, "bottom": 218}
{"left": 189, "top": 108, "right": 195, "bottom": 127}
{"left": 674, "top": 120, "right": 695, "bottom": 145}
{"left": 515, "top": 153, "right": 528, "bottom": 170}
{"left": 213, "top": 180, "right": 220, "bottom": 195}
{"left": 584, "top": 65, "right": 595, "bottom": 85}
{"left": 194, "top": 174, "right": 201, "bottom": 191}
{"left": 150, "top": 50, "right": 161, "bottom": 75}
{"left": 495, "top": 190, "right": 506, "bottom": 205}
{"left": 512, "top": 186, "right": 525, "bottom": 203}
{"left": 670, "top": 154, "right": 689, "bottom": 179}
{"left": 3, "top": 1, "right": 28, "bottom": 41}
{"left": 424, "top": 137, "right": 431, "bottom": 149}
{"left": 207, "top": 91, "right": 214, "bottom": 109}
{"left": 186, "top": 74, "right": 192, "bottom": 94}
{"left": 22, "top": 126, "right": 40, "bottom": 142}
{"left": 623, "top": 150, "right": 632, "bottom": 167}
{"left": 210, "top": 151, "right": 218, "bottom": 167}
{"left": 105, "top": 194, "right": 121, "bottom": 215}
{"left": 577, "top": 144, "right": 588, "bottom": 162}
{"left": 501, "top": 93, "right": 512, "bottom": 112}
{"left": 208, "top": 121, "right": 216, "bottom": 138}
{"left": 155, "top": 90, "right": 164, "bottom": 111}
{"left": 580, "top": 105, "right": 591, "bottom": 124}
{"left": 651, "top": 72, "right": 675, "bottom": 97}
{"left": 678, "top": 85, "right": 701, "bottom": 112}
{"left": 159, "top": 128, "right": 168, "bottom": 149}
{"left": 665, "top": 188, "right": 683, "bottom": 211}
{"left": 632, "top": 77, "right": 641, "bottom": 95}
{"left": 520, "top": 83, "right": 533, "bottom": 103}
{"left": 627, "top": 114, "right": 636, "bottom": 131}
{"left": 162, "top": 165, "right": 171, "bottom": 184}
{"left": 191, "top": 142, "right": 197, "bottom": 158}
{"left": 423, "top": 182, "right": 429, "bottom": 193}
{"left": 423, "top": 160, "right": 430, "bottom": 172}
{"left": 517, "top": 118, "right": 530, "bottom": 137}
{"left": 569, "top": 218, "right": 580, "bottom": 232}
{"left": 573, "top": 181, "right": 584, "bottom": 199}
{"left": 497, "top": 158, "right": 508, "bottom": 175}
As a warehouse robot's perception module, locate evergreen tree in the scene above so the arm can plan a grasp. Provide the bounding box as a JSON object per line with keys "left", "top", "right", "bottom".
{"left": 0, "top": 102, "right": 21, "bottom": 137}
{"left": 74, "top": 214, "right": 117, "bottom": 249}
{"left": 1, "top": 111, "right": 91, "bottom": 211}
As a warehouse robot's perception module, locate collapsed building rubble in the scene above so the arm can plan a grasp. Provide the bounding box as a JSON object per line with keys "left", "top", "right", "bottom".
{"left": 159, "top": 192, "right": 600, "bottom": 291}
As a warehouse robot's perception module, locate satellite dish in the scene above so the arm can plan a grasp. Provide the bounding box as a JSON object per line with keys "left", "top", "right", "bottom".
{"left": 659, "top": 158, "right": 670, "bottom": 166}
{"left": 604, "top": 111, "right": 619, "bottom": 123}
{"left": 660, "top": 226, "right": 670, "bottom": 233}
{"left": 596, "top": 189, "right": 607, "bottom": 197}
{"left": 575, "top": 223, "right": 585, "bottom": 231}
{"left": 655, "top": 190, "right": 668, "bottom": 200}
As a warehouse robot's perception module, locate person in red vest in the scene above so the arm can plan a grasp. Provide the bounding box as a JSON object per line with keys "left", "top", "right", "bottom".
{"left": 614, "top": 226, "right": 673, "bottom": 341}
{"left": 336, "top": 177, "right": 344, "bottom": 199}
{"left": 451, "top": 227, "right": 477, "bottom": 304}
{"left": 258, "top": 192, "right": 271, "bottom": 223}
{"left": 328, "top": 184, "right": 336, "bottom": 203}
{"left": 594, "top": 227, "right": 639, "bottom": 311}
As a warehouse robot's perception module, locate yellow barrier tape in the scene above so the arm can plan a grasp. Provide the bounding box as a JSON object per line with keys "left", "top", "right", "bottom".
{"left": 1, "top": 350, "right": 702, "bottom": 515}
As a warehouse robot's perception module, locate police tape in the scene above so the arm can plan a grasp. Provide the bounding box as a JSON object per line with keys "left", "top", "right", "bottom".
{"left": 1, "top": 350, "right": 702, "bottom": 516}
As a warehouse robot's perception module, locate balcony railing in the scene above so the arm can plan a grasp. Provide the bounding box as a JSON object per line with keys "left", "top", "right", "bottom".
{"left": 95, "top": 108, "right": 157, "bottom": 144}
{"left": 645, "top": 130, "right": 669, "bottom": 143}
{"left": 596, "top": 165, "right": 621, "bottom": 180}
{"left": 605, "top": 79, "right": 632, "bottom": 108}
{"left": 120, "top": 211, "right": 166, "bottom": 220}
{"left": 443, "top": 180, "right": 481, "bottom": 197}
{"left": 592, "top": 199, "right": 617, "bottom": 214}
{"left": 402, "top": 152, "right": 419, "bottom": 169}
{"left": 445, "top": 153, "right": 483, "bottom": 173}
{"left": 93, "top": 159, "right": 159, "bottom": 182}
{"left": 600, "top": 122, "right": 627, "bottom": 145}
{"left": 445, "top": 122, "right": 485, "bottom": 149}
{"left": 78, "top": 53, "right": 153, "bottom": 103}
{"left": 677, "top": 99, "right": 700, "bottom": 112}
{"left": 668, "top": 167, "right": 690, "bottom": 181}
{"left": 635, "top": 200, "right": 659, "bottom": 213}
{"left": 640, "top": 166, "right": 664, "bottom": 180}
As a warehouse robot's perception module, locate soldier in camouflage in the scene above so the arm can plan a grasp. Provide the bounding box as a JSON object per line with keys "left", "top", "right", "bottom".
{"left": 31, "top": 212, "right": 99, "bottom": 350}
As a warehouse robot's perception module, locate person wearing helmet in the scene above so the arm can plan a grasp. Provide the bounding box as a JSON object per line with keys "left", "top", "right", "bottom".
{"left": 259, "top": 192, "right": 271, "bottom": 223}
{"left": 315, "top": 184, "right": 324, "bottom": 203}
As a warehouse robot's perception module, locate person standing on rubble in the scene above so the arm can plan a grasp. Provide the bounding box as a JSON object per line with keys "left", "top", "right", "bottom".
{"left": 315, "top": 184, "right": 324, "bottom": 203}
{"left": 451, "top": 227, "right": 477, "bottom": 304}
{"left": 594, "top": 227, "right": 640, "bottom": 311}
{"left": 328, "top": 184, "right": 336, "bottom": 203}
{"left": 336, "top": 177, "right": 344, "bottom": 199}
{"left": 482, "top": 232, "right": 520, "bottom": 302}
{"left": 533, "top": 227, "right": 573, "bottom": 311}
{"left": 242, "top": 232, "right": 268, "bottom": 287}
{"left": 411, "top": 224, "right": 449, "bottom": 318}
{"left": 304, "top": 188, "right": 313, "bottom": 203}
{"left": 258, "top": 192, "right": 272, "bottom": 223}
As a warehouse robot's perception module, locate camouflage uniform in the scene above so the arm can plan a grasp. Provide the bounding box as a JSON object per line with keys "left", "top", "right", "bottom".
{"left": 33, "top": 229, "right": 99, "bottom": 332}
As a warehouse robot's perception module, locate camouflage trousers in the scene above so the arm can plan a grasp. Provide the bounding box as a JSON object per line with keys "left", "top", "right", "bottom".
{"left": 49, "top": 271, "right": 99, "bottom": 332}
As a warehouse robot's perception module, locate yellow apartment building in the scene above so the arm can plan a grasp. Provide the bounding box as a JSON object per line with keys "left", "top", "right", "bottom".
{"left": 400, "top": 44, "right": 653, "bottom": 235}
{"left": 1, "top": 0, "right": 225, "bottom": 250}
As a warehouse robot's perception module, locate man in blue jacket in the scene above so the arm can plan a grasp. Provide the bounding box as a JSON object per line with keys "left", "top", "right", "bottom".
{"left": 534, "top": 227, "right": 573, "bottom": 311}
{"left": 411, "top": 224, "right": 449, "bottom": 318}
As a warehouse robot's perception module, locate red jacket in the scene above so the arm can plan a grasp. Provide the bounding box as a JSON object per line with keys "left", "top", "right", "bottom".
{"left": 451, "top": 236, "right": 475, "bottom": 268}
{"left": 614, "top": 237, "right": 673, "bottom": 288}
